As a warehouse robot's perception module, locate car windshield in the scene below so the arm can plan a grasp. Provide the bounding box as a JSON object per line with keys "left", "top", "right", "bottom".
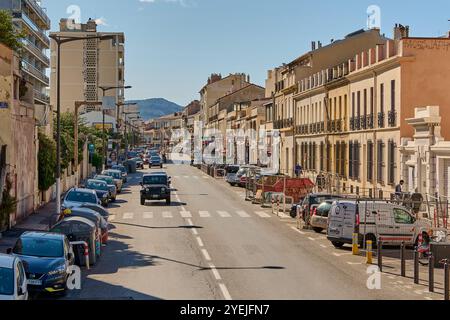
{"left": 112, "top": 166, "right": 126, "bottom": 173}
{"left": 66, "top": 191, "right": 97, "bottom": 204}
{"left": 13, "top": 237, "right": 63, "bottom": 258}
{"left": 106, "top": 171, "right": 121, "bottom": 179}
{"left": 87, "top": 181, "right": 108, "bottom": 191}
{"left": 96, "top": 176, "right": 114, "bottom": 185}
{"left": 0, "top": 267, "right": 14, "bottom": 295}
{"left": 310, "top": 195, "right": 340, "bottom": 206}
{"left": 316, "top": 202, "right": 333, "bottom": 217}
{"left": 227, "top": 166, "right": 240, "bottom": 174}
{"left": 143, "top": 175, "right": 167, "bottom": 185}
{"left": 151, "top": 157, "right": 161, "bottom": 161}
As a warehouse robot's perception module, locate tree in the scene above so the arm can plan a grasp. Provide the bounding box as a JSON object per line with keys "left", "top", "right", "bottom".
{"left": 38, "top": 131, "right": 56, "bottom": 191}
{"left": 0, "top": 175, "right": 16, "bottom": 231}
{"left": 0, "top": 10, "right": 25, "bottom": 52}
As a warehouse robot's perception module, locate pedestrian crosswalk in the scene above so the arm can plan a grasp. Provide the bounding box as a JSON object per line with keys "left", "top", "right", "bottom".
{"left": 110, "top": 210, "right": 273, "bottom": 220}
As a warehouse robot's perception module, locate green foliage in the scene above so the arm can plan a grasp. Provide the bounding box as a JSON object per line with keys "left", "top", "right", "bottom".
{"left": 91, "top": 153, "right": 103, "bottom": 171}
{"left": 0, "top": 176, "right": 16, "bottom": 231}
{"left": 38, "top": 131, "right": 56, "bottom": 191}
{"left": 0, "top": 10, "right": 25, "bottom": 52}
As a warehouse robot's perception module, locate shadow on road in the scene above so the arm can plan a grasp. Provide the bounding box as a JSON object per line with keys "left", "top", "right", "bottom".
{"left": 112, "top": 222, "right": 204, "bottom": 230}
{"left": 142, "top": 201, "right": 187, "bottom": 207}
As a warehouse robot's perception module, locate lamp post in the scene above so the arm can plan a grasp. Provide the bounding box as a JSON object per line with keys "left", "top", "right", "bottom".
{"left": 98, "top": 85, "right": 132, "bottom": 169}
{"left": 123, "top": 111, "right": 139, "bottom": 158}
{"left": 118, "top": 103, "right": 137, "bottom": 161}
{"left": 50, "top": 34, "right": 114, "bottom": 217}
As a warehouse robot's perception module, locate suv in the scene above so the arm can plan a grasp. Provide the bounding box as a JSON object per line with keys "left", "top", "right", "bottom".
{"left": 298, "top": 193, "right": 343, "bottom": 226}
{"left": 140, "top": 173, "right": 171, "bottom": 205}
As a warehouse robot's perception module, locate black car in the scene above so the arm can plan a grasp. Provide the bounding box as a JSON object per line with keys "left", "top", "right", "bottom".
{"left": 7, "top": 232, "right": 75, "bottom": 295}
{"left": 85, "top": 179, "right": 110, "bottom": 207}
{"left": 140, "top": 173, "right": 171, "bottom": 205}
{"left": 298, "top": 193, "right": 343, "bottom": 225}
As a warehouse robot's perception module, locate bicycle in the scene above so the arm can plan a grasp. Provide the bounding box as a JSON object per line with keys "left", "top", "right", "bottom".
{"left": 417, "top": 230, "right": 448, "bottom": 266}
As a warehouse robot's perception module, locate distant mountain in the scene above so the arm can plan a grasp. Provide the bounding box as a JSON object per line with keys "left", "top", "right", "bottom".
{"left": 126, "top": 98, "right": 183, "bottom": 121}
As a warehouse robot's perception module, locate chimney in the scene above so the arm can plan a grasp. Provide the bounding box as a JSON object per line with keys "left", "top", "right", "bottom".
{"left": 311, "top": 41, "right": 316, "bottom": 51}
{"left": 86, "top": 18, "right": 97, "bottom": 32}
{"left": 318, "top": 41, "right": 322, "bottom": 48}
{"left": 247, "top": 74, "right": 250, "bottom": 83}
{"left": 394, "top": 23, "right": 409, "bottom": 40}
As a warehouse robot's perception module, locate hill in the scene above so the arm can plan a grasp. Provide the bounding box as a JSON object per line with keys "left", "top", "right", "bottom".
{"left": 126, "top": 98, "right": 183, "bottom": 121}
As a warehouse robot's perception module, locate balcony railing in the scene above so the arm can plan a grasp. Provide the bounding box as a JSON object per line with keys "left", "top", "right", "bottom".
{"left": 367, "top": 114, "right": 374, "bottom": 129}
{"left": 360, "top": 115, "right": 367, "bottom": 130}
{"left": 350, "top": 117, "right": 355, "bottom": 131}
{"left": 33, "top": 90, "right": 49, "bottom": 103}
{"left": 14, "top": 12, "right": 50, "bottom": 47}
{"left": 388, "top": 110, "right": 397, "bottom": 127}
{"left": 21, "top": 60, "right": 49, "bottom": 84}
{"left": 378, "top": 112, "right": 385, "bottom": 128}
{"left": 24, "top": 0, "right": 51, "bottom": 28}
{"left": 23, "top": 38, "right": 49, "bottom": 65}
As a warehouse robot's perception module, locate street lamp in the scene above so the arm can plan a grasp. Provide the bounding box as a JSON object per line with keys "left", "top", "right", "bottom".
{"left": 118, "top": 103, "right": 137, "bottom": 160}
{"left": 50, "top": 33, "right": 114, "bottom": 217}
{"left": 123, "top": 111, "right": 140, "bottom": 157}
{"left": 98, "top": 85, "right": 132, "bottom": 169}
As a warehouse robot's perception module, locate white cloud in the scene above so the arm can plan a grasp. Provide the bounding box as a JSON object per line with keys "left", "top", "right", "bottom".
{"left": 94, "top": 17, "right": 109, "bottom": 26}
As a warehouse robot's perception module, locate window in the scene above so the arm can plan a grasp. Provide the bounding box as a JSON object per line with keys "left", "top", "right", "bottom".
{"left": 364, "top": 89, "right": 368, "bottom": 117}
{"left": 340, "top": 142, "right": 346, "bottom": 177}
{"left": 326, "top": 142, "right": 331, "bottom": 172}
{"left": 357, "top": 91, "right": 361, "bottom": 119}
{"left": 349, "top": 141, "right": 354, "bottom": 179}
{"left": 388, "top": 140, "right": 396, "bottom": 185}
{"left": 367, "top": 141, "right": 374, "bottom": 182}
{"left": 320, "top": 142, "right": 324, "bottom": 171}
{"left": 380, "top": 83, "right": 384, "bottom": 113}
{"left": 354, "top": 142, "right": 360, "bottom": 180}
{"left": 377, "top": 140, "right": 384, "bottom": 183}
{"left": 370, "top": 87, "right": 374, "bottom": 115}
{"left": 393, "top": 209, "right": 414, "bottom": 224}
{"left": 352, "top": 92, "right": 355, "bottom": 119}
{"left": 391, "top": 80, "right": 395, "bottom": 112}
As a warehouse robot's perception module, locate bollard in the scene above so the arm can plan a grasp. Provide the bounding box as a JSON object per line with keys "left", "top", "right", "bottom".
{"left": 352, "top": 233, "right": 359, "bottom": 255}
{"left": 366, "top": 240, "right": 373, "bottom": 264}
{"left": 414, "top": 247, "right": 419, "bottom": 284}
{"left": 377, "top": 240, "right": 383, "bottom": 272}
{"left": 84, "top": 243, "right": 90, "bottom": 270}
{"left": 429, "top": 254, "right": 435, "bottom": 293}
{"left": 400, "top": 241, "right": 406, "bottom": 277}
{"left": 445, "top": 260, "right": 450, "bottom": 301}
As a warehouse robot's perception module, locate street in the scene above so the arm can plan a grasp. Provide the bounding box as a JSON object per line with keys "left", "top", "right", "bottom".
{"left": 60, "top": 164, "right": 441, "bottom": 300}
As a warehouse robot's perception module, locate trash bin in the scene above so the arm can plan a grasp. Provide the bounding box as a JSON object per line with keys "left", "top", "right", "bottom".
{"left": 50, "top": 216, "right": 97, "bottom": 266}
{"left": 125, "top": 160, "right": 137, "bottom": 173}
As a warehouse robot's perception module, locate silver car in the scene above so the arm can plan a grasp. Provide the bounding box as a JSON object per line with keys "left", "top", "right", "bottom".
{"left": 102, "top": 170, "right": 123, "bottom": 193}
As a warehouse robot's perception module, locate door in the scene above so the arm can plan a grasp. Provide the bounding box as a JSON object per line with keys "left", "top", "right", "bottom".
{"left": 342, "top": 203, "right": 357, "bottom": 240}
{"left": 328, "top": 204, "right": 345, "bottom": 239}
{"left": 374, "top": 205, "right": 396, "bottom": 244}
{"left": 391, "top": 208, "right": 416, "bottom": 245}
{"left": 16, "top": 261, "right": 27, "bottom": 301}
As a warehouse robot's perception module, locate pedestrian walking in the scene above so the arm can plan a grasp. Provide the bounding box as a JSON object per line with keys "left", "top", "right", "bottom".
{"left": 295, "top": 164, "right": 302, "bottom": 178}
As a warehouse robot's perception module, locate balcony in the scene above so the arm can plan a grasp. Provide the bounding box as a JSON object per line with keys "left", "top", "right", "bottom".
{"left": 33, "top": 89, "right": 49, "bottom": 104}
{"left": 350, "top": 117, "right": 355, "bottom": 131}
{"left": 360, "top": 116, "right": 367, "bottom": 130}
{"left": 13, "top": 12, "right": 50, "bottom": 47}
{"left": 388, "top": 110, "right": 397, "bottom": 127}
{"left": 354, "top": 116, "right": 361, "bottom": 130}
{"left": 335, "top": 120, "right": 342, "bottom": 132}
{"left": 366, "top": 114, "right": 374, "bottom": 129}
{"left": 24, "top": 0, "right": 51, "bottom": 28}
{"left": 21, "top": 60, "right": 49, "bottom": 85}
{"left": 378, "top": 112, "right": 385, "bottom": 128}
{"left": 22, "top": 38, "right": 49, "bottom": 66}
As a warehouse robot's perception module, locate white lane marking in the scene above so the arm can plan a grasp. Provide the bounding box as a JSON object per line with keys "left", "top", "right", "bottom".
{"left": 199, "top": 211, "right": 211, "bottom": 218}
{"left": 180, "top": 211, "right": 192, "bottom": 218}
{"left": 236, "top": 211, "right": 251, "bottom": 218}
{"left": 184, "top": 176, "right": 190, "bottom": 179}
{"left": 109, "top": 215, "right": 116, "bottom": 221}
{"left": 186, "top": 218, "right": 194, "bottom": 226}
{"left": 254, "top": 211, "right": 271, "bottom": 218}
{"left": 208, "top": 264, "right": 222, "bottom": 280}
{"left": 192, "top": 228, "right": 199, "bottom": 236}
{"left": 308, "top": 237, "right": 316, "bottom": 241}
{"left": 291, "top": 227, "right": 305, "bottom": 235}
{"left": 425, "top": 297, "right": 433, "bottom": 301}
{"left": 196, "top": 237, "right": 204, "bottom": 247}
{"left": 320, "top": 244, "right": 328, "bottom": 248}
{"left": 123, "top": 212, "right": 134, "bottom": 220}
{"left": 193, "top": 176, "right": 199, "bottom": 180}
{"left": 219, "top": 283, "right": 232, "bottom": 300}
{"left": 217, "top": 211, "right": 232, "bottom": 218}
{"left": 333, "top": 252, "right": 352, "bottom": 257}
{"left": 347, "top": 262, "right": 363, "bottom": 265}
{"left": 203, "top": 176, "right": 209, "bottom": 179}
{"left": 163, "top": 211, "right": 173, "bottom": 218}
{"left": 143, "top": 212, "right": 153, "bottom": 219}
{"left": 201, "top": 249, "right": 212, "bottom": 261}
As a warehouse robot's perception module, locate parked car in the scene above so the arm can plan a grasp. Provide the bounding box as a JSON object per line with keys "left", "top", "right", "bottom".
{"left": 131, "top": 157, "right": 144, "bottom": 169}
{"left": 62, "top": 188, "right": 101, "bottom": 209}
{"left": 112, "top": 165, "right": 128, "bottom": 183}
{"left": 298, "top": 193, "right": 343, "bottom": 226}
{"left": 102, "top": 170, "right": 124, "bottom": 193}
{"left": 79, "top": 203, "right": 110, "bottom": 222}
{"left": 225, "top": 165, "right": 240, "bottom": 186}
{"left": 85, "top": 179, "right": 110, "bottom": 207}
{"left": 310, "top": 200, "right": 334, "bottom": 233}
{"left": 327, "top": 200, "right": 439, "bottom": 249}
{"left": 140, "top": 173, "right": 171, "bottom": 206}
{"left": 7, "top": 232, "right": 75, "bottom": 295}
{"left": 94, "top": 175, "right": 117, "bottom": 200}
{"left": 0, "top": 254, "right": 28, "bottom": 300}
{"left": 149, "top": 155, "right": 163, "bottom": 168}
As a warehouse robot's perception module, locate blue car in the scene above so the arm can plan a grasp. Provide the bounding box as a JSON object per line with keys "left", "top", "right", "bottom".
{"left": 150, "top": 156, "right": 163, "bottom": 168}
{"left": 7, "top": 232, "right": 75, "bottom": 295}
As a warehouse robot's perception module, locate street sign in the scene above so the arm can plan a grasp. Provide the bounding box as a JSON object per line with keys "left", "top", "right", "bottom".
{"left": 88, "top": 144, "right": 95, "bottom": 154}
{"left": 102, "top": 96, "right": 116, "bottom": 110}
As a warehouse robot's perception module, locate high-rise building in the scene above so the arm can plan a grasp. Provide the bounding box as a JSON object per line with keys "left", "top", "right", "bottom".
{"left": 50, "top": 18, "right": 126, "bottom": 117}
{"left": 0, "top": 0, "right": 51, "bottom": 107}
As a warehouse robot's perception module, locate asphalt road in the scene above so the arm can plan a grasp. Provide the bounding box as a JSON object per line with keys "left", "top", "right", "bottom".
{"left": 64, "top": 164, "right": 440, "bottom": 300}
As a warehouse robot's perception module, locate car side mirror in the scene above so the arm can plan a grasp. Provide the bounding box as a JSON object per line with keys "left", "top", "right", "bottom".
{"left": 6, "top": 248, "right": 12, "bottom": 254}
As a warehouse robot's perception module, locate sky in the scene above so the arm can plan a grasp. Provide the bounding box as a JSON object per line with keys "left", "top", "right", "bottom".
{"left": 42, "top": 0, "right": 450, "bottom": 106}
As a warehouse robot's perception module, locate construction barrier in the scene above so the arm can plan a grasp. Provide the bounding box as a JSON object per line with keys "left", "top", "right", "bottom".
{"left": 70, "top": 241, "right": 90, "bottom": 270}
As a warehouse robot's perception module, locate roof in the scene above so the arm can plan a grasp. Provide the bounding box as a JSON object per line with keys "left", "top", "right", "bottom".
{"left": 214, "top": 84, "right": 265, "bottom": 105}
{"left": 87, "top": 179, "right": 108, "bottom": 184}
{"left": 70, "top": 188, "right": 96, "bottom": 194}
{"left": 0, "top": 254, "right": 16, "bottom": 269}
{"left": 57, "top": 216, "right": 96, "bottom": 228}
{"left": 21, "top": 231, "right": 65, "bottom": 240}
{"left": 143, "top": 173, "right": 168, "bottom": 177}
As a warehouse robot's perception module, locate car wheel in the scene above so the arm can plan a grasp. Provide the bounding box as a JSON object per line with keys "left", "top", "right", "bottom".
{"left": 312, "top": 227, "right": 324, "bottom": 233}
{"left": 160, "top": 165, "right": 163, "bottom": 168}
{"left": 141, "top": 198, "right": 145, "bottom": 206}
{"left": 166, "top": 198, "right": 171, "bottom": 205}
{"left": 111, "top": 197, "right": 116, "bottom": 203}
{"left": 332, "top": 241, "right": 344, "bottom": 249}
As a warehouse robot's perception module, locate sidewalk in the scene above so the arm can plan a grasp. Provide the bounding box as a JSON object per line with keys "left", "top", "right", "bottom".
{"left": 0, "top": 201, "right": 58, "bottom": 254}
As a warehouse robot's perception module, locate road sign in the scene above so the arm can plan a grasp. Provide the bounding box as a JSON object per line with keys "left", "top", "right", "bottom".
{"left": 88, "top": 144, "right": 95, "bottom": 154}
{"left": 102, "top": 96, "right": 116, "bottom": 110}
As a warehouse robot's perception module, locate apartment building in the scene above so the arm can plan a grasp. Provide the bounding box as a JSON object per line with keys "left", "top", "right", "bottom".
{"left": 294, "top": 25, "right": 450, "bottom": 198}
{"left": 199, "top": 73, "right": 251, "bottom": 125}
{"left": 50, "top": 19, "right": 126, "bottom": 117}
{"left": 266, "top": 28, "right": 386, "bottom": 177}
{"left": 0, "top": 0, "right": 51, "bottom": 115}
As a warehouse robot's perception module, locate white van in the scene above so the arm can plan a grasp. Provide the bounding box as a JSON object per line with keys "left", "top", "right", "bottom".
{"left": 327, "top": 200, "right": 434, "bottom": 248}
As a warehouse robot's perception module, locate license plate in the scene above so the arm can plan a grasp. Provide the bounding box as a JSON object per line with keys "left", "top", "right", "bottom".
{"left": 152, "top": 195, "right": 159, "bottom": 199}
{"left": 27, "top": 279, "right": 42, "bottom": 286}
